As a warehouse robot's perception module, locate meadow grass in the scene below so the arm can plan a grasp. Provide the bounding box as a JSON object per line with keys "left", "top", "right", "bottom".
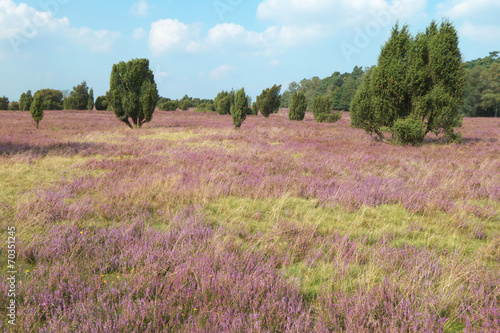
{"left": 0, "top": 110, "right": 499, "bottom": 332}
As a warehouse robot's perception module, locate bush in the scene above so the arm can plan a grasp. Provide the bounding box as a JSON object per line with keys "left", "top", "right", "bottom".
{"left": 194, "top": 103, "right": 209, "bottom": 113}
{"left": 392, "top": 117, "right": 426, "bottom": 146}
{"left": 215, "top": 91, "right": 232, "bottom": 115}
{"left": 179, "top": 100, "right": 190, "bottom": 111}
{"left": 95, "top": 96, "right": 109, "bottom": 111}
{"left": 34, "top": 89, "right": 63, "bottom": 110}
{"left": 232, "top": 88, "right": 248, "bottom": 129}
{"left": 256, "top": 85, "right": 281, "bottom": 117}
{"left": 64, "top": 81, "right": 89, "bottom": 110}
{"left": 158, "top": 99, "right": 178, "bottom": 111}
{"left": 0, "top": 96, "right": 9, "bottom": 110}
{"left": 9, "top": 102, "right": 19, "bottom": 111}
{"left": 30, "top": 94, "right": 44, "bottom": 129}
{"left": 311, "top": 96, "right": 342, "bottom": 123}
{"left": 19, "top": 90, "right": 33, "bottom": 111}
{"left": 289, "top": 91, "right": 307, "bottom": 121}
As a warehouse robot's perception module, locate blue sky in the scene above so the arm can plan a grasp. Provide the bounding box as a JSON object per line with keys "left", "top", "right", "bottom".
{"left": 1, "top": 0, "right": 499, "bottom": 102}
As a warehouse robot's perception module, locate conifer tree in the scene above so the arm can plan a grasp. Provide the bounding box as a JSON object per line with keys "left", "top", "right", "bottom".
{"left": 289, "top": 91, "right": 307, "bottom": 121}
{"left": 30, "top": 94, "right": 44, "bottom": 129}
{"left": 351, "top": 20, "right": 465, "bottom": 144}
{"left": 109, "top": 58, "right": 159, "bottom": 128}
{"left": 87, "top": 88, "right": 94, "bottom": 110}
{"left": 232, "top": 88, "right": 247, "bottom": 129}
{"left": 256, "top": 84, "right": 281, "bottom": 117}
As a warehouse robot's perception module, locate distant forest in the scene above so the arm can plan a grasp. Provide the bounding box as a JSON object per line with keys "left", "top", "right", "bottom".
{"left": 279, "top": 51, "right": 500, "bottom": 117}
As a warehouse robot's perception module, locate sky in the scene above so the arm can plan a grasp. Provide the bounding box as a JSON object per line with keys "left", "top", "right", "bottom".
{"left": 0, "top": 0, "right": 499, "bottom": 102}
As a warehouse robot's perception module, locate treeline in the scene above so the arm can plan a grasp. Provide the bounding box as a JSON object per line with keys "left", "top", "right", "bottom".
{"left": 461, "top": 52, "right": 500, "bottom": 117}
{"left": 2, "top": 82, "right": 96, "bottom": 111}
{"left": 157, "top": 95, "right": 215, "bottom": 111}
{"left": 280, "top": 66, "right": 367, "bottom": 111}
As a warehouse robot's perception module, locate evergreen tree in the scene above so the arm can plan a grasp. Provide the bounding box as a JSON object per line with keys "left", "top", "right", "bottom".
{"left": 109, "top": 58, "right": 159, "bottom": 128}
{"left": 425, "top": 20, "right": 464, "bottom": 140}
{"left": 351, "top": 20, "right": 465, "bottom": 144}
{"left": 232, "top": 88, "right": 247, "bottom": 128}
{"left": 9, "top": 102, "right": 19, "bottom": 111}
{"left": 215, "top": 91, "right": 231, "bottom": 115}
{"left": 30, "top": 94, "right": 44, "bottom": 129}
{"left": 0, "top": 96, "right": 9, "bottom": 110}
{"left": 289, "top": 91, "right": 307, "bottom": 121}
{"left": 311, "top": 95, "right": 342, "bottom": 123}
{"left": 256, "top": 84, "right": 281, "bottom": 117}
{"left": 95, "top": 95, "right": 109, "bottom": 111}
{"left": 34, "top": 89, "right": 63, "bottom": 110}
{"left": 87, "top": 88, "right": 94, "bottom": 110}
{"left": 64, "top": 81, "right": 89, "bottom": 110}
{"left": 19, "top": 90, "right": 33, "bottom": 111}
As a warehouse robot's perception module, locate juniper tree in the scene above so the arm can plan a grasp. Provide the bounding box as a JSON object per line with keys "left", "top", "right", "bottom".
{"left": 87, "top": 88, "right": 94, "bottom": 110}
{"left": 215, "top": 91, "right": 231, "bottom": 115}
{"left": 256, "top": 84, "right": 281, "bottom": 117}
{"left": 351, "top": 20, "right": 465, "bottom": 144}
{"left": 30, "top": 94, "right": 44, "bottom": 129}
{"left": 311, "top": 95, "right": 342, "bottom": 123}
{"left": 109, "top": 58, "right": 159, "bottom": 128}
{"left": 0, "top": 96, "right": 8, "bottom": 110}
{"left": 19, "top": 90, "right": 33, "bottom": 111}
{"left": 289, "top": 91, "right": 307, "bottom": 121}
{"left": 232, "top": 88, "right": 248, "bottom": 129}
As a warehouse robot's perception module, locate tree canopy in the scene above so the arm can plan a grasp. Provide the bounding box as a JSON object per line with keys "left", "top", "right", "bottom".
{"left": 256, "top": 84, "right": 281, "bottom": 117}
{"left": 351, "top": 21, "right": 465, "bottom": 144}
{"left": 109, "top": 58, "right": 159, "bottom": 128}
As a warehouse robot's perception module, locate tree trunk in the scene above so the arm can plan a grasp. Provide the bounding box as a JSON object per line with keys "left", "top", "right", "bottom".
{"left": 123, "top": 118, "right": 133, "bottom": 129}
{"left": 36, "top": 120, "right": 39, "bottom": 129}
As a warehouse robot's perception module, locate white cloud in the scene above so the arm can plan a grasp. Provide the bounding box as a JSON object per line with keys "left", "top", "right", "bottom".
{"left": 446, "top": 0, "right": 500, "bottom": 18}
{"left": 148, "top": 18, "right": 330, "bottom": 57}
{"left": 132, "top": 27, "right": 147, "bottom": 40}
{"left": 460, "top": 22, "right": 500, "bottom": 42}
{"left": 0, "top": 0, "right": 120, "bottom": 53}
{"left": 130, "top": 0, "right": 150, "bottom": 17}
{"left": 210, "top": 64, "right": 237, "bottom": 80}
{"left": 0, "top": 0, "right": 68, "bottom": 40}
{"left": 149, "top": 19, "right": 200, "bottom": 56}
{"left": 68, "top": 27, "right": 121, "bottom": 53}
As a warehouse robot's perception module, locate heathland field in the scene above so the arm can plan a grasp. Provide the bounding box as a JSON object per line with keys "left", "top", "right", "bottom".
{"left": 1, "top": 110, "right": 499, "bottom": 332}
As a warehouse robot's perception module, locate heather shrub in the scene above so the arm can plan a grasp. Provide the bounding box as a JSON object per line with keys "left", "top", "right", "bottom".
{"left": 392, "top": 116, "right": 426, "bottom": 145}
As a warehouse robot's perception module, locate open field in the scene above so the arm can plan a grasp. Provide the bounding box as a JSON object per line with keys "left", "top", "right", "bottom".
{"left": 1, "top": 110, "right": 499, "bottom": 332}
